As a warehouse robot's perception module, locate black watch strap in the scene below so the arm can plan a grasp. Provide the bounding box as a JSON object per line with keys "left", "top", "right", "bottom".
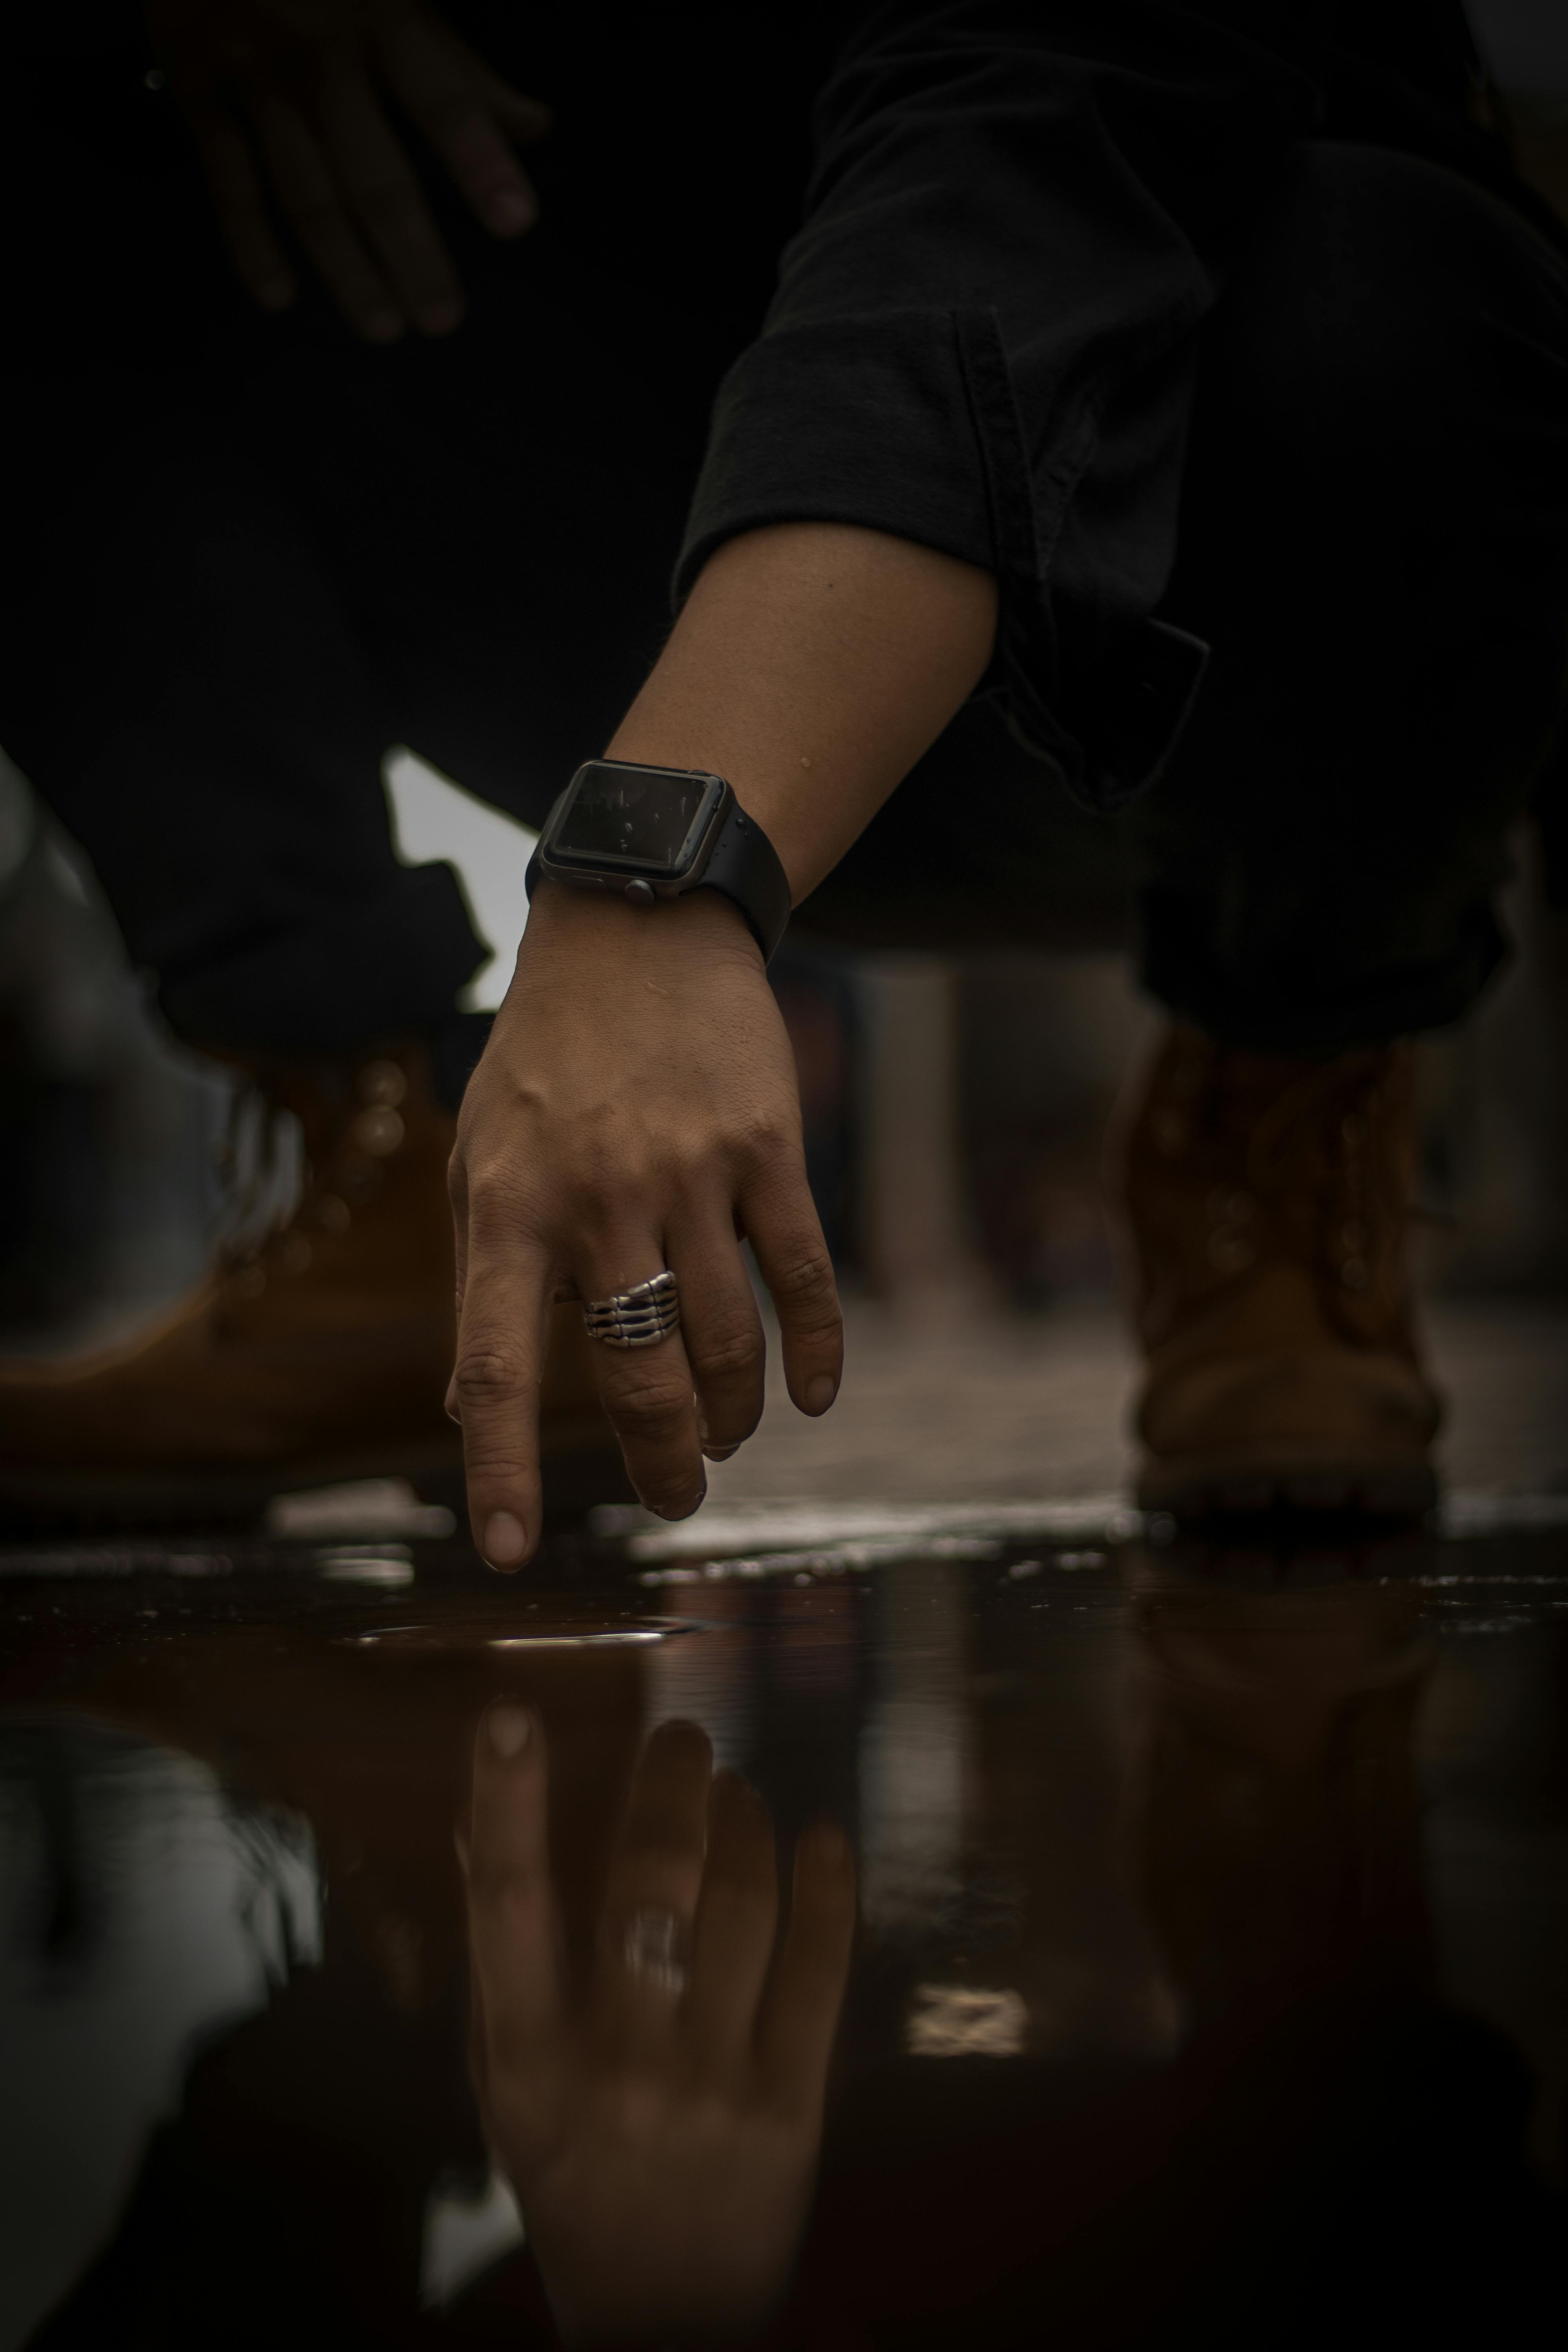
{"left": 524, "top": 776, "right": 792, "bottom": 963}
{"left": 700, "top": 798, "right": 791, "bottom": 963}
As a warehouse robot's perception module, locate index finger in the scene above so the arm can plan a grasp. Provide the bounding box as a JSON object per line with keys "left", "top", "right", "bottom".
{"left": 315, "top": 64, "right": 465, "bottom": 334}
{"left": 191, "top": 111, "right": 297, "bottom": 313}
{"left": 452, "top": 1198, "right": 553, "bottom": 1570}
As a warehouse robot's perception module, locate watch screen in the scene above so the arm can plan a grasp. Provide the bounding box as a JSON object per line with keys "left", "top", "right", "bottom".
{"left": 554, "top": 764, "right": 719, "bottom": 873}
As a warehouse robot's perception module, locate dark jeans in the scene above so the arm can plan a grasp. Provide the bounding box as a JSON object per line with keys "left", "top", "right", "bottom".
{"left": 5, "top": 54, "right": 1567, "bottom": 1073}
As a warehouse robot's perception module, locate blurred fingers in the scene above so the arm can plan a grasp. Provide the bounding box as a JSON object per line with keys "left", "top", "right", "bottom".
{"left": 595, "top": 1720, "right": 712, "bottom": 2049}
{"left": 191, "top": 111, "right": 296, "bottom": 312}
{"left": 256, "top": 92, "right": 404, "bottom": 339}
{"left": 684, "top": 1775, "right": 779, "bottom": 2078}
{"left": 756, "top": 1826, "right": 856, "bottom": 2114}
{"left": 378, "top": 13, "right": 548, "bottom": 237}
{"left": 314, "top": 60, "right": 464, "bottom": 333}
{"left": 464, "top": 1702, "right": 562, "bottom": 2074}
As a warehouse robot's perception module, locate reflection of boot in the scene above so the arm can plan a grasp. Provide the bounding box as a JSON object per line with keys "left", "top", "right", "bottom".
{"left": 0, "top": 1041, "right": 624, "bottom": 1526}
{"left": 1111, "top": 1024, "right": 1442, "bottom": 1515}
{"left": 1133, "top": 1577, "right": 1434, "bottom": 2026}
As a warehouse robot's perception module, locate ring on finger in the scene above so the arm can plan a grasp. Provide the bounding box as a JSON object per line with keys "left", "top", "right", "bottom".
{"left": 621, "top": 1904, "right": 689, "bottom": 1997}
{"left": 583, "top": 1269, "right": 680, "bottom": 1350}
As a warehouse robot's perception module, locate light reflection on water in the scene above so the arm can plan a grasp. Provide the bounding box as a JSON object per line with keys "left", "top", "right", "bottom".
{"left": 0, "top": 1517, "right": 1563, "bottom": 2346}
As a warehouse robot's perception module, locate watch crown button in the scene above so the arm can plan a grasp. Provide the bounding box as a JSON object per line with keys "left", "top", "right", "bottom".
{"left": 624, "top": 878, "right": 655, "bottom": 906}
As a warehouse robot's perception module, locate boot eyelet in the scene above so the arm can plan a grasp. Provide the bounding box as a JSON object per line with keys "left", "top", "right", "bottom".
{"left": 359, "top": 1060, "right": 408, "bottom": 1109}
{"left": 339, "top": 1154, "right": 382, "bottom": 1204}
{"left": 354, "top": 1106, "right": 405, "bottom": 1157}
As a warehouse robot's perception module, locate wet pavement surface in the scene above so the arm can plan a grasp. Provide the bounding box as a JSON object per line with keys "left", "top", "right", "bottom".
{"left": 2, "top": 1492, "right": 1565, "bottom": 2347}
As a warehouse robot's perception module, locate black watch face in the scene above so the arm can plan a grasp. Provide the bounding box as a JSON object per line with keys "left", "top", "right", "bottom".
{"left": 551, "top": 764, "right": 723, "bottom": 875}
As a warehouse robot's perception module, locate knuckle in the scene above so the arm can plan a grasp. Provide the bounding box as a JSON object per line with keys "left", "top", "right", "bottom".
{"left": 603, "top": 1365, "right": 689, "bottom": 1441}
{"left": 769, "top": 1245, "right": 838, "bottom": 1318}
{"left": 687, "top": 1319, "right": 762, "bottom": 1386}
{"left": 454, "top": 1344, "right": 531, "bottom": 1407}
{"left": 737, "top": 1105, "right": 794, "bottom": 1163}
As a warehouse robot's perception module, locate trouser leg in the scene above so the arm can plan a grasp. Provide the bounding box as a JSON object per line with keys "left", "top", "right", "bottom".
{"left": 0, "top": 40, "right": 738, "bottom": 1080}
{"left": 1134, "top": 141, "right": 1568, "bottom": 1052}
{"left": 5, "top": 368, "right": 489, "bottom": 1064}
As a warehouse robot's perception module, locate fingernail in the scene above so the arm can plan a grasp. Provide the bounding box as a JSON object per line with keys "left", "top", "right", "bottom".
{"left": 652, "top": 1478, "right": 705, "bottom": 1521}
{"left": 444, "top": 1381, "right": 460, "bottom": 1425}
{"left": 702, "top": 1443, "right": 739, "bottom": 1463}
{"left": 805, "top": 1374, "right": 837, "bottom": 1414}
{"left": 486, "top": 1701, "right": 532, "bottom": 1759}
{"left": 481, "top": 1510, "right": 528, "bottom": 1568}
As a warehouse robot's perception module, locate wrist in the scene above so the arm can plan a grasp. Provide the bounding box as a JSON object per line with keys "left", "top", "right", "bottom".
{"left": 524, "top": 872, "right": 762, "bottom": 965}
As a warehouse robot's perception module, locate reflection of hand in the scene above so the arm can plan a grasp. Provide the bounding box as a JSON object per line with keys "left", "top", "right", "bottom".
{"left": 462, "top": 1712, "right": 856, "bottom": 2343}
{"left": 146, "top": 0, "right": 549, "bottom": 339}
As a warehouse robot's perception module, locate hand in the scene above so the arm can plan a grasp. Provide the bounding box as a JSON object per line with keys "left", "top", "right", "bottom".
{"left": 461, "top": 1710, "right": 857, "bottom": 2342}
{"left": 448, "top": 881, "right": 844, "bottom": 1567}
{"left": 147, "top": 0, "right": 549, "bottom": 339}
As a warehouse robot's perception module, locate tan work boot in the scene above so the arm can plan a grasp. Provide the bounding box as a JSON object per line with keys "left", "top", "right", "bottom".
{"left": 1110, "top": 1024, "right": 1443, "bottom": 1517}
{"left": 0, "top": 1040, "right": 626, "bottom": 1529}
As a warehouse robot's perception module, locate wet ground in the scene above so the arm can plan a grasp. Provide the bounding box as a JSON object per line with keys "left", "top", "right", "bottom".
{"left": 2, "top": 1486, "right": 1565, "bottom": 2347}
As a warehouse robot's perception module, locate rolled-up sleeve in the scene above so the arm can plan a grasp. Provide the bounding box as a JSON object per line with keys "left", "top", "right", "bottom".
{"left": 677, "top": 1, "right": 1325, "bottom": 808}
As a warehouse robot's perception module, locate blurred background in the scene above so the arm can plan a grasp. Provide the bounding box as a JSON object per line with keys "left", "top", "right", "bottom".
{"left": 2, "top": 0, "right": 1564, "bottom": 1504}
{"left": 2, "top": 734, "right": 1563, "bottom": 1501}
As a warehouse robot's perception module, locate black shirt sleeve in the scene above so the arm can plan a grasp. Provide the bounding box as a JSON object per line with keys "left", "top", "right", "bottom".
{"left": 676, "top": 1, "right": 1327, "bottom": 809}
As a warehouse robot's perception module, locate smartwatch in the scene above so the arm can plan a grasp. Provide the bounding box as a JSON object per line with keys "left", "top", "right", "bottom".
{"left": 524, "top": 759, "right": 791, "bottom": 963}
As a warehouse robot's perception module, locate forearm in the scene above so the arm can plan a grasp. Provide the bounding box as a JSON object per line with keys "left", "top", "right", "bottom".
{"left": 606, "top": 523, "right": 998, "bottom": 902}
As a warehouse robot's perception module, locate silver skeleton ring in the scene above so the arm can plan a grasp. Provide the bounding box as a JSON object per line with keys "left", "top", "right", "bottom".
{"left": 621, "top": 1904, "right": 689, "bottom": 1997}
{"left": 583, "top": 1269, "right": 680, "bottom": 1349}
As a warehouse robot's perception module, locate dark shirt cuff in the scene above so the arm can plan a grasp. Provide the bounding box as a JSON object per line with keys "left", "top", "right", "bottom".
{"left": 676, "top": 305, "right": 1207, "bottom": 813}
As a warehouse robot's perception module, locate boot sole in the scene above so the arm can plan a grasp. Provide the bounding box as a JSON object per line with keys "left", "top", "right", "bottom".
{"left": 0, "top": 1423, "right": 634, "bottom": 1536}
{"left": 1137, "top": 1448, "right": 1437, "bottom": 1522}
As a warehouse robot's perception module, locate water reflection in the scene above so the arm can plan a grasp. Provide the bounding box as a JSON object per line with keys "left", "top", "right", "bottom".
{"left": 1, "top": 1530, "right": 1563, "bottom": 2344}
{"left": 463, "top": 1710, "right": 854, "bottom": 2340}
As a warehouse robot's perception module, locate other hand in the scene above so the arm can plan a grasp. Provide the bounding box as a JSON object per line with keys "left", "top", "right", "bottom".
{"left": 147, "top": 0, "right": 549, "bottom": 338}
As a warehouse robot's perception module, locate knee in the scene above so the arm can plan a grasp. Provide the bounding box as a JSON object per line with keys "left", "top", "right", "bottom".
{"left": 1199, "top": 141, "right": 1568, "bottom": 488}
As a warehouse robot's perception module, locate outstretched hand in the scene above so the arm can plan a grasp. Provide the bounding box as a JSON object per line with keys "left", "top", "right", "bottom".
{"left": 448, "top": 882, "right": 845, "bottom": 1568}
{"left": 461, "top": 1710, "right": 857, "bottom": 2341}
{"left": 147, "top": 0, "right": 549, "bottom": 338}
